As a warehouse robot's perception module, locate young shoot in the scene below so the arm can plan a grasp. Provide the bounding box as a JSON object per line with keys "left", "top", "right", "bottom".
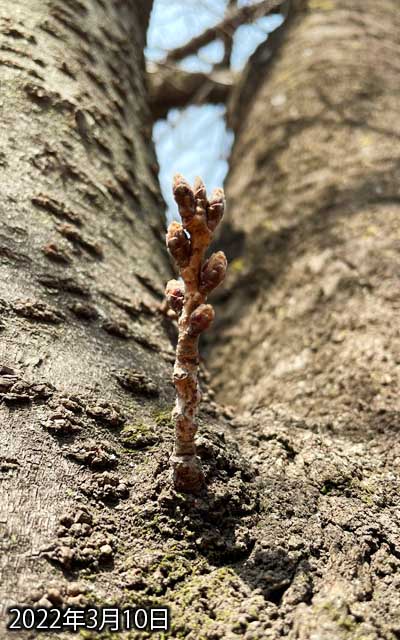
{"left": 165, "top": 174, "right": 227, "bottom": 493}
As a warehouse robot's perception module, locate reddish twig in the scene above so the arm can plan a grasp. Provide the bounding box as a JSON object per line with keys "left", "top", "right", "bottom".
{"left": 165, "top": 174, "right": 227, "bottom": 492}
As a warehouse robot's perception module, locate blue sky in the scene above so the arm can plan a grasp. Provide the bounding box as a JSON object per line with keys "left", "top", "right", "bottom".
{"left": 146, "top": 0, "right": 283, "bottom": 220}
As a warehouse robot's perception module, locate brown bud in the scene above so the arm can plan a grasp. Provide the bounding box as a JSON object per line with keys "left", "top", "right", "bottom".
{"left": 193, "top": 176, "right": 207, "bottom": 204}
{"left": 173, "top": 174, "right": 195, "bottom": 224}
{"left": 165, "top": 279, "right": 185, "bottom": 315}
{"left": 188, "top": 304, "right": 215, "bottom": 337}
{"left": 207, "top": 188, "right": 225, "bottom": 231}
{"left": 200, "top": 251, "right": 227, "bottom": 294}
{"left": 166, "top": 222, "right": 191, "bottom": 267}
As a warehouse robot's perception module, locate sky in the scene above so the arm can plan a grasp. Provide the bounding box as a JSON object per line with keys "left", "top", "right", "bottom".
{"left": 145, "top": 0, "right": 283, "bottom": 220}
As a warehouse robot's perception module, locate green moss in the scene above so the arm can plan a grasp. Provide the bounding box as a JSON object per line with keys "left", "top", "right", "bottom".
{"left": 262, "top": 220, "right": 278, "bottom": 232}
{"left": 164, "top": 566, "right": 249, "bottom": 639}
{"left": 120, "top": 423, "right": 158, "bottom": 449}
{"left": 153, "top": 409, "right": 173, "bottom": 429}
{"left": 309, "top": 0, "right": 334, "bottom": 9}
{"left": 85, "top": 541, "right": 256, "bottom": 639}
{"left": 79, "top": 630, "right": 120, "bottom": 640}
{"left": 86, "top": 561, "right": 251, "bottom": 640}
{"left": 124, "top": 550, "right": 204, "bottom": 600}
{"left": 320, "top": 481, "right": 334, "bottom": 495}
{"left": 230, "top": 257, "right": 245, "bottom": 273}
{"left": 313, "top": 600, "right": 374, "bottom": 639}
{"left": 353, "top": 478, "right": 376, "bottom": 506}
{"left": 320, "top": 478, "right": 350, "bottom": 495}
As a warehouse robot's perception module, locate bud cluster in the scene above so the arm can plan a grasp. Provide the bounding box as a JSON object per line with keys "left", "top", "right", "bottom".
{"left": 172, "top": 174, "right": 226, "bottom": 235}
{"left": 165, "top": 173, "right": 228, "bottom": 493}
{"left": 166, "top": 176, "right": 228, "bottom": 322}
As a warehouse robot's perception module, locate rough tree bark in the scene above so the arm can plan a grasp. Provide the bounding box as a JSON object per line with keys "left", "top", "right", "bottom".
{"left": 0, "top": 0, "right": 175, "bottom": 623}
{"left": 1, "top": 0, "right": 400, "bottom": 639}
{"left": 0, "top": 4, "right": 258, "bottom": 639}
{"left": 206, "top": 0, "right": 400, "bottom": 637}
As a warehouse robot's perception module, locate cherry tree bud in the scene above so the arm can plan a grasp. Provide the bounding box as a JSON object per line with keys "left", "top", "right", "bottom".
{"left": 200, "top": 251, "right": 227, "bottom": 294}
{"left": 166, "top": 222, "right": 191, "bottom": 267}
{"left": 207, "top": 188, "right": 225, "bottom": 231}
{"left": 173, "top": 174, "right": 195, "bottom": 224}
{"left": 188, "top": 304, "right": 215, "bottom": 337}
{"left": 165, "top": 279, "right": 185, "bottom": 315}
{"left": 193, "top": 176, "right": 207, "bottom": 204}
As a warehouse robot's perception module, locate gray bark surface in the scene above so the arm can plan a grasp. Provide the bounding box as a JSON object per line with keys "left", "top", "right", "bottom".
{"left": 0, "top": 5, "right": 253, "bottom": 639}
{"left": 206, "top": 0, "right": 400, "bottom": 637}
{"left": 0, "top": 0, "right": 174, "bottom": 623}
{"left": 1, "top": 0, "right": 400, "bottom": 639}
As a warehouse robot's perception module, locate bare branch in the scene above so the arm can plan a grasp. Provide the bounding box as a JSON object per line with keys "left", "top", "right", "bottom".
{"left": 164, "top": 0, "right": 285, "bottom": 65}
{"left": 215, "top": 0, "right": 237, "bottom": 69}
{"left": 147, "top": 63, "right": 235, "bottom": 119}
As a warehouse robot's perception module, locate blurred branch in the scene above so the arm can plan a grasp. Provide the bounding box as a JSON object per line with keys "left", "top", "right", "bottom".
{"left": 164, "top": 0, "right": 286, "bottom": 64}
{"left": 148, "top": 62, "right": 236, "bottom": 119}
{"left": 214, "top": 0, "right": 237, "bottom": 69}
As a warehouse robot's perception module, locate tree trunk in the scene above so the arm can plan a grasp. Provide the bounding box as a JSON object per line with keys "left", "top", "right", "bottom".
{"left": 207, "top": 0, "right": 400, "bottom": 637}
{"left": 0, "top": 4, "right": 259, "bottom": 638}
{"left": 0, "top": 0, "right": 175, "bottom": 619}
{"left": 2, "top": 0, "right": 400, "bottom": 638}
